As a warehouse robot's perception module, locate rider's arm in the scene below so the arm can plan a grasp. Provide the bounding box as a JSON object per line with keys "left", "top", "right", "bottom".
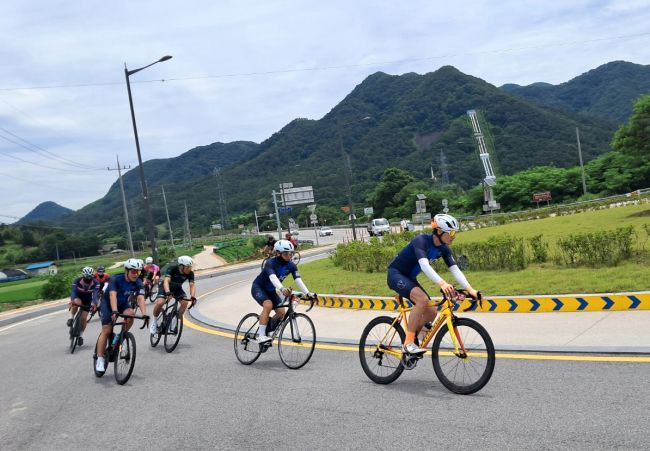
{"left": 189, "top": 282, "right": 196, "bottom": 298}
{"left": 448, "top": 265, "right": 470, "bottom": 290}
{"left": 163, "top": 276, "right": 171, "bottom": 294}
{"left": 91, "top": 283, "right": 100, "bottom": 307}
{"left": 294, "top": 277, "right": 310, "bottom": 295}
{"left": 418, "top": 258, "right": 443, "bottom": 284}
{"left": 109, "top": 290, "right": 118, "bottom": 312}
{"left": 136, "top": 280, "right": 147, "bottom": 315}
{"left": 269, "top": 274, "right": 284, "bottom": 291}
{"left": 70, "top": 279, "right": 78, "bottom": 301}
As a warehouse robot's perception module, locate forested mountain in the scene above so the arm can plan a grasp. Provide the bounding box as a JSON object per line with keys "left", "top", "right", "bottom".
{"left": 17, "top": 201, "right": 73, "bottom": 225}
{"left": 45, "top": 62, "right": 644, "bottom": 237}
{"left": 500, "top": 61, "right": 650, "bottom": 123}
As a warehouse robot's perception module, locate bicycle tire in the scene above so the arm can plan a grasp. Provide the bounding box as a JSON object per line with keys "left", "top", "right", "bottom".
{"left": 69, "top": 312, "right": 81, "bottom": 354}
{"left": 234, "top": 313, "right": 262, "bottom": 365}
{"left": 150, "top": 312, "right": 164, "bottom": 347}
{"left": 291, "top": 252, "right": 301, "bottom": 265}
{"left": 164, "top": 312, "right": 183, "bottom": 353}
{"left": 148, "top": 283, "right": 159, "bottom": 302}
{"left": 278, "top": 313, "right": 316, "bottom": 369}
{"left": 431, "top": 317, "right": 495, "bottom": 395}
{"left": 114, "top": 331, "right": 136, "bottom": 385}
{"left": 358, "top": 316, "right": 406, "bottom": 384}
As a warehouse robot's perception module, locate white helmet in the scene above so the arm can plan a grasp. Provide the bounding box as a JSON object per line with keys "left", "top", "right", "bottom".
{"left": 81, "top": 266, "right": 94, "bottom": 278}
{"left": 432, "top": 213, "right": 460, "bottom": 233}
{"left": 145, "top": 257, "right": 153, "bottom": 264}
{"left": 274, "top": 239, "right": 294, "bottom": 253}
{"left": 178, "top": 255, "right": 193, "bottom": 267}
{"left": 124, "top": 258, "right": 143, "bottom": 270}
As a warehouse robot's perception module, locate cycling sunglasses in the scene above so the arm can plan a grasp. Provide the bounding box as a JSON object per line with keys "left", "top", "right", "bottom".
{"left": 281, "top": 251, "right": 295, "bottom": 256}
{"left": 448, "top": 230, "right": 457, "bottom": 238}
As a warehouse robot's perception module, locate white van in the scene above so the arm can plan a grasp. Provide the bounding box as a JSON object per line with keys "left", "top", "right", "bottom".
{"left": 368, "top": 218, "right": 390, "bottom": 236}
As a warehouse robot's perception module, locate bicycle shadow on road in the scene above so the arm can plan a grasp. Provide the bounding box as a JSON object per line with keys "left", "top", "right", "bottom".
{"left": 362, "top": 377, "right": 494, "bottom": 400}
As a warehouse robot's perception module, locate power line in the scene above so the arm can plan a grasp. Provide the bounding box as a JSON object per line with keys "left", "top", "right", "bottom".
{"left": 0, "top": 32, "right": 647, "bottom": 92}
{"left": 0, "top": 126, "right": 100, "bottom": 170}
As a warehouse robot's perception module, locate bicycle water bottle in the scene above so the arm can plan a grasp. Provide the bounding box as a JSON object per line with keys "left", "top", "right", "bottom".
{"left": 111, "top": 332, "right": 120, "bottom": 347}
{"left": 417, "top": 322, "right": 432, "bottom": 343}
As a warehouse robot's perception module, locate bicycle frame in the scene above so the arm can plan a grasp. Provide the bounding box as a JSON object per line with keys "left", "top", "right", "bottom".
{"left": 375, "top": 296, "right": 467, "bottom": 359}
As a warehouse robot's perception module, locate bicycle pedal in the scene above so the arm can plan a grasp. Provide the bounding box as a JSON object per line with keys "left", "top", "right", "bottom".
{"left": 401, "top": 356, "right": 419, "bottom": 370}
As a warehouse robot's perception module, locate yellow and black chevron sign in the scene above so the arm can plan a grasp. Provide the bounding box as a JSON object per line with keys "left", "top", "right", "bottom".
{"left": 300, "top": 292, "right": 650, "bottom": 313}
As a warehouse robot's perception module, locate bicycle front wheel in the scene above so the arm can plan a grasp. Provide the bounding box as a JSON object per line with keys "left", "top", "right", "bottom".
{"left": 358, "top": 316, "right": 405, "bottom": 384}
{"left": 114, "top": 332, "right": 136, "bottom": 385}
{"left": 278, "top": 313, "right": 315, "bottom": 369}
{"left": 431, "top": 317, "right": 495, "bottom": 395}
{"left": 164, "top": 312, "right": 183, "bottom": 353}
{"left": 150, "top": 312, "right": 164, "bottom": 348}
{"left": 234, "top": 313, "right": 262, "bottom": 365}
{"left": 69, "top": 314, "right": 81, "bottom": 354}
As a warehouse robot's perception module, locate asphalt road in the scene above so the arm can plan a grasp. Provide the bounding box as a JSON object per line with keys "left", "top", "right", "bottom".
{"left": 2, "top": 285, "right": 650, "bottom": 450}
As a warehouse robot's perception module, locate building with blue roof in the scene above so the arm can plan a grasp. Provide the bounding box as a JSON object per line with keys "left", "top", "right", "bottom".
{"left": 24, "top": 261, "right": 58, "bottom": 277}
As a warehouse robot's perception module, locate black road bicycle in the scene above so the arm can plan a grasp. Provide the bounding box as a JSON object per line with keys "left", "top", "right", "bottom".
{"left": 234, "top": 291, "right": 316, "bottom": 369}
{"left": 93, "top": 312, "right": 149, "bottom": 385}
{"left": 68, "top": 304, "right": 95, "bottom": 354}
{"left": 150, "top": 294, "right": 195, "bottom": 353}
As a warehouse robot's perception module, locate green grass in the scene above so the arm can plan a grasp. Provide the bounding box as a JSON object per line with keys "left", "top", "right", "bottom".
{"left": 0, "top": 278, "right": 47, "bottom": 303}
{"left": 456, "top": 203, "right": 650, "bottom": 252}
{"left": 297, "top": 204, "right": 650, "bottom": 296}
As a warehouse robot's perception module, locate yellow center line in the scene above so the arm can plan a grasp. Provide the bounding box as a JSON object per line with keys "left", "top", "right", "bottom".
{"left": 183, "top": 315, "right": 650, "bottom": 363}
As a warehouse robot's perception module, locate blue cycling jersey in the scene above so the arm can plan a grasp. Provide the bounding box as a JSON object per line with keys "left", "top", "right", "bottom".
{"left": 102, "top": 273, "right": 145, "bottom": 309}
{"left": 70, "top": 277, "right": 100, "bottom": 303}
{"left": 388, "top": 234, "right": 456, "bottom": 280}
{"left": 253, "top": 257, "right": 300, "bottom": 293}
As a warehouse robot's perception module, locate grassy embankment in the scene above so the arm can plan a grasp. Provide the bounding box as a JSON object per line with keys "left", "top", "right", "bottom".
{"left": 298, "top": 203, "right": 650, "bottom": 296}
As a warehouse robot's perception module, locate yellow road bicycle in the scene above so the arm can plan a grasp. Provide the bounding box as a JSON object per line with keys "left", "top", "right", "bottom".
{"left": 358, "top": 289, "right": 495, "bottom": 394}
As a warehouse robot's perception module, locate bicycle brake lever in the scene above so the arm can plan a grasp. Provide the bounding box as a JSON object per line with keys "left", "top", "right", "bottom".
{"left": 306, "top": 295, "right": 317, "bottom": 312}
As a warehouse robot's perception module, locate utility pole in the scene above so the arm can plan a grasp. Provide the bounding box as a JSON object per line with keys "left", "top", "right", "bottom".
{"left": 575, "top": 127, "right": 588, "bottom": 196}
{"left": 107, "top": 155, "right": 135, "bottom": 257}
{"left": 213, "top": 167, "right": 229, "bottom": 230}
{"left": 440, "top": 149, "right": 450, "bottom": 185}
{"left": 161, "top": 185, "right": 175, "bottom": 255}
{"left": 272, "top": 190, "right": 283, "bottom": 240}
{"left": 183, "top": 201, "right": 192, "bottom": 247}
{"left": 254, "top": 209, "right": 260, "bottom": 235}
{"left": 55, "top": 243, "right": 60, "bottom": 261}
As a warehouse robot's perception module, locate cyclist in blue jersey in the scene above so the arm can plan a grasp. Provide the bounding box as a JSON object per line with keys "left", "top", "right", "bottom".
{"left": 67, "top": 266, "right": 100, "bottom": 345}
{"left": 94, "top": 258, "right": 148, "bottom": 374}
{"left": 387, "top": 213, "right": 480, "bottom": 354}
{"left": 251, "top": 239, "right": 314, "bottom": 344}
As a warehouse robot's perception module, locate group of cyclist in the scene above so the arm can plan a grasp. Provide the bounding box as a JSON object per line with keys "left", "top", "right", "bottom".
{"left": 70, "top": 211, "right": 476, "bottom": 375}
{"left": 67, "top": 255, "right": 197, "bottom": 375}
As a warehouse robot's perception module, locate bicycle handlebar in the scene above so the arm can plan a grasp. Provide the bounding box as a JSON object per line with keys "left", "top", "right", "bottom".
{"left": 163, "top": 294, "right": 197, "bottom": 310}
{"left": 277, "top": 289, "right": 318, "bottom": 312}
{"left": 439, "top": 288, "right": 483, "bottom": 312}
{"left": 111, "top": 312, "right": 150, "bottom": 329}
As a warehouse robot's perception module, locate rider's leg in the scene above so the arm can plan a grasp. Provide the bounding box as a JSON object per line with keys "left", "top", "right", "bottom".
{"left": 179, "top": 299, "right": 190, "bottom": 315}
{"left": 123, "top": 308, "right": 135, "bottom": 332}
{"left": 152, "top": 296, "right": 166, "bottom": 317}
{"left": 257, "top": 299, "right": 274, "bottom": 338}
{"left": 80, "top": 309, "right": 89, "bottom": 332}
{"left": 404, "top": 287, "right": 437, "bottom": 346}
{"left": 268, "top": 307, "right": 287, "bottom": 332}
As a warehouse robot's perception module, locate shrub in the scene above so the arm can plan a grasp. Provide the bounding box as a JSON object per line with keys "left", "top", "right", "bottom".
{"left": 41, "top": 272, "right": 76, "bottom": 300}
{"left": 555, "top": 226, "right": 636, "bottom": 267}
{"left": 454, "top": 234, "right": 526, "bottom": 271}
{"left": 528, "top": 234, "right": 549, "bottom": 263}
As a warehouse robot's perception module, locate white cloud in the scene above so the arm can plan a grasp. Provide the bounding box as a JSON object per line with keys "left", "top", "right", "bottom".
{"left": 1, "top": 0, "right": 649, "bottom": 219}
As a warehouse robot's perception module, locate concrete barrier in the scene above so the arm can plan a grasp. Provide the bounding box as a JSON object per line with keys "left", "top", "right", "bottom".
{"left": 301, "top": 291, "right": 650, "bottom": 313}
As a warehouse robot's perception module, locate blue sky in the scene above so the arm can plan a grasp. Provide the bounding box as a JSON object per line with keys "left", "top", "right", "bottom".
{"left": 1, "top": 0, "right": 649, "bottom": 220}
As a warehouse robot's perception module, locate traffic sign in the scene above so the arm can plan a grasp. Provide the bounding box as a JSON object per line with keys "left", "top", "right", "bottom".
{"left": 309, "top": 214, "right": 317, "bottom": 221}
{"left": 349, "top": 214, "right": 356, "bottom": 221}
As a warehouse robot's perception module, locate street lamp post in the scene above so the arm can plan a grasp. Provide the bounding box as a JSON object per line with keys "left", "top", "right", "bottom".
{"left": 337, "top": 116, "right": 371, "bottom": 241}
{"left": 124, "top": 55, "right": 172, "bottom": 264}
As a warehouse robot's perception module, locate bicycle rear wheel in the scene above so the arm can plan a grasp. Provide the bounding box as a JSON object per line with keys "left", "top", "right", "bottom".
{"left": 114, "top": 331, "right": 136, "bottom": 385}
{"left": 148, "top": 283, "right": 159, "bottom": 302}
{"left": 358, "top": 316, "right": 405, "bottom": 384}
{"left": 150, "top": 312, "right": 164, "bottom": 347}
{"left": 234, "top": 313, "right": 262, "bottom": 365}
{"left": 164, "top": 312, "right": 183, "bottom": 353}
{"left": 278, "top": 313, "right": 315, "bottom": 369}
{"left": 431, "top": 317, "right": 495, "bottom": 395}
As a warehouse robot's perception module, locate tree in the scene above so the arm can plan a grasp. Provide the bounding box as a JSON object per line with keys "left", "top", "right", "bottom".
{"left": 368, "top": 168, "right": 416, "bottom": 216}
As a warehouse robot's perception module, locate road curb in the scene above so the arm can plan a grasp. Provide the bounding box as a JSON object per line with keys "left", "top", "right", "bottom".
{"left": 187, "top": 303, "right": 650, "bottom": 355}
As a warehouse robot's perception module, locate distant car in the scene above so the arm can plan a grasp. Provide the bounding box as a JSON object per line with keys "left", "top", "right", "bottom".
{"left": 367, "top": 218, "right": 390, "bottom": 236}
{"left": 319, "top": 227, "right": 333, "bottom": 237}
{"left": 404, "top": 220, "right": 415, "bottom": 231}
